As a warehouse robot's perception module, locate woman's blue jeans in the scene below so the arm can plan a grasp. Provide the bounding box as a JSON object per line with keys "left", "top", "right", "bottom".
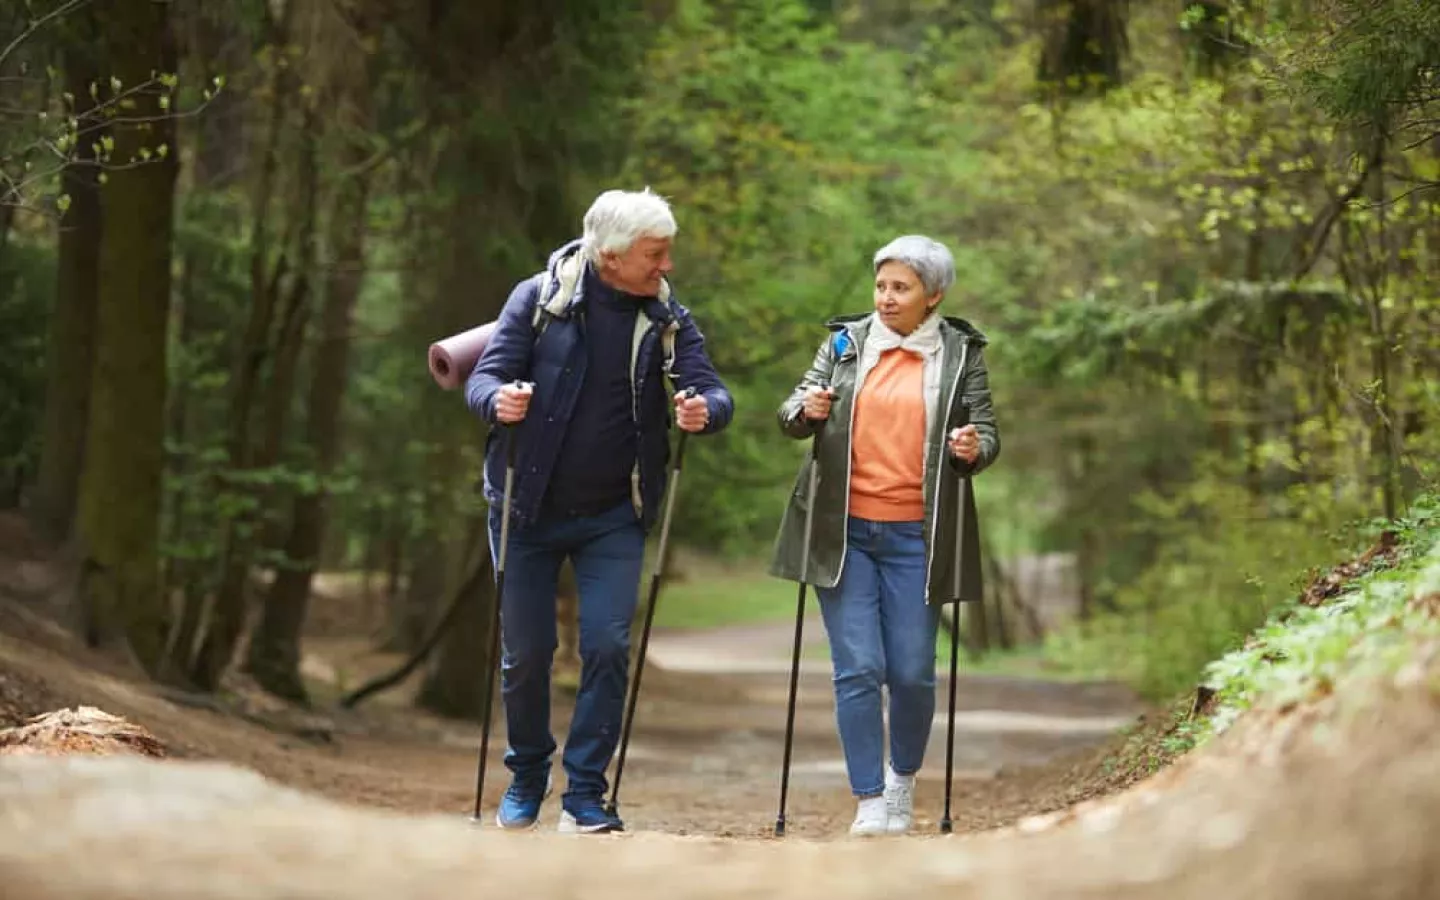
{"left": 817, "top": 516, "right": 941, "bottom": 798}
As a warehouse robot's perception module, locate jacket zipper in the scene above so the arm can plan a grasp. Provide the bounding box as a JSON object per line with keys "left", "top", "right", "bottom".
{"left": 924, "top": 339, "right": 969, "bottom": 603}
{"left": 827, "top": 325, "right": 862, "bottom": 587}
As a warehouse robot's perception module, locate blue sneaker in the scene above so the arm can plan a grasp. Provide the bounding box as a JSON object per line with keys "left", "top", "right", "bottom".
{"left": 495, "top": 773, "right": 551, "bottom": 830}
{"left": 557, "top": 800, "right": 623, "bottom": 834}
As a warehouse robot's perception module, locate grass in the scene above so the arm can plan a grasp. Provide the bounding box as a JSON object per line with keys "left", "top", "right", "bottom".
{"left": 659, "top": 551, "right": 1079, "bottom": 678}
{"left": 651, "top": 564, "right": 800, "bottom": 630}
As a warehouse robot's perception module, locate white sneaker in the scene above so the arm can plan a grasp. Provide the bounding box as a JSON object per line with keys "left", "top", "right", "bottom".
{"left": 884, "top": 767, "right": 916, "bottom": 835}
{"left": 849, "top": 795, "right": 889, "bottom": 837}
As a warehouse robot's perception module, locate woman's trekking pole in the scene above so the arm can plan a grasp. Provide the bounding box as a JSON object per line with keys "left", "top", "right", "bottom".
{"left": 775, "top": 385, "right": 828, "bottom": 838}
{"left": 941, "top": 402, "right": 972, "bottom": 835}
{"left": 607, "top": 388, "right": 699, "bottom": 825}
{"left": 940, "top": 595, "right": 961, "bottom": 833}
{"left": 471, "top": 389, "right": 524, "bottom": 825}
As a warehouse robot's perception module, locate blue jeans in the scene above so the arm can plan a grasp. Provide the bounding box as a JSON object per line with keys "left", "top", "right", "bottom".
{"left": 487, "top": 500, "right": 645, "bottom": 808}
{"left": 817, "top": 517, "right": 940, "bottom": 797}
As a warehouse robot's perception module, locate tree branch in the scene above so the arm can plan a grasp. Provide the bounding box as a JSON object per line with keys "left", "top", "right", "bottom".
{"left": 0, "top": 0, "right": 92, "bottom": 72}
{"left": 339, "top": 551, "right": 493, "bottom": 709}
{"left": 1358, "top": 180, "right": 1440, "bottom": 210}
{"left": 1290, "top": 134, "right": 1385, "bottom": 283}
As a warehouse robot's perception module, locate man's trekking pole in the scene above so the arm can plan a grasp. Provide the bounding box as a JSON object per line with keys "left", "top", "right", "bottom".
{"left": 775, "top": 384, "right": 828, "bottom": 838}
{"left": 606, "top": 388, "right": 699, "bottom": 825}
{"left": 471, "top": 387, "right": 525, "bottom": 825}
{"left": 941, "top": 402, "right": 972, "bottom": 836}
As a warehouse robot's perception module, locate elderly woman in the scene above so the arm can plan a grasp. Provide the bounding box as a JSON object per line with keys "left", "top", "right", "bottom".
{"left": 770, "top": 235, "right": 1000, "bottom": 836}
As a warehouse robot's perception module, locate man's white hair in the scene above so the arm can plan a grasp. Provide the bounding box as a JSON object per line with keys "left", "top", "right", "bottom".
{"left": 582, "top": 188, "right": 678, "bottom": 263}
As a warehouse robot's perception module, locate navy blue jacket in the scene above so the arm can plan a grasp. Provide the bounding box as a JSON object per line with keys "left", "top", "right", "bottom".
{"left": 465, "top": 240, "right": 734, "bottom": 531}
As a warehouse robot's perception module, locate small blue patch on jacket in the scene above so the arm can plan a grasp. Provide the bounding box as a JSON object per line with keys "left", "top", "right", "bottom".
{"left": 833, "top": 331, "right": 851, "bottom": 357}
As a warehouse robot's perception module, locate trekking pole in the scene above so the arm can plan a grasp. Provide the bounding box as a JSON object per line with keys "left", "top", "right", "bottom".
{"left": 940, "top": 401, "right": 972, "bottom": 836}
{"left": 606, "top": 388, "right": 699, "bottom": 825}
{"left": 775, "top": 384, "right": 828, "bottom": 838}
{"left": 471, "top": 385, "right": 526, "bottom": 824}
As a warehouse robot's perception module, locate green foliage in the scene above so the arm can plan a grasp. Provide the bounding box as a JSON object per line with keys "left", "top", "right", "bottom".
{"left": 1272, "top": 0, "right": 1440, "bottom": 129}
{"left": 1040, "top": 470, "right": 1357, "bottom": 701}
{"left": 0, "top": 240, "right": 55, "bottom": 491}
{"left": 612, "top": 0, "right": 983, "bottom": 551}
{"left": 652, "top": 566, "right": 797, "bottom": 631}
{"left": 8, "top": 0, "right": 1439, "bottom": 706}
{"left": 1201, "top": 492, "right": 1440, "bottom": 737}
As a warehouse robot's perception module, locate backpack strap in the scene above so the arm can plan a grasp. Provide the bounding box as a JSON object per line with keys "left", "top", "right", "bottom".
{"left": 530, "top": 252, "right": 586, "bottom": 335}
{"left": 535, "top": 258, "right": 679, "bottom": 383}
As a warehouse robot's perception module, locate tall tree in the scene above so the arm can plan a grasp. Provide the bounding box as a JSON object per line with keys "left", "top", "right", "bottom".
{"left": 246, "top": 0, "right": 380, "bottom": 703}
{"left": 31, "top": 10, "right": 105, "bottom": 544}
{"left": 186, "top": 0, "right": 300, "bottom": 690}
{"left": 75, "top": 0, "right": 179, "bottom": 676}
{"left": 1036, "top": 0, "right": 1129, "bottom": 95}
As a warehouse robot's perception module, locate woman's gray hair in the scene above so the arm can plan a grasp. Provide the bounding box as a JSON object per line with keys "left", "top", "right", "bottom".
{"left": 582, "top": 188, "right": 678, "bottom": 263}
{"left": 873, "top": 234, "right": 955, "bottom": 297}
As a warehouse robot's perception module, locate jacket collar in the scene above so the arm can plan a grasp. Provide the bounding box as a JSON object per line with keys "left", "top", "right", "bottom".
{"left": 835, "top": 312, "right": 990, "bottom": 347}
{"left": 825, "top": 311, "right": 988, "bottom": 358}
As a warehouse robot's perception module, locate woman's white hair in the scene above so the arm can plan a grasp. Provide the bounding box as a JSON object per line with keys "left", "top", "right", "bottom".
{"left": 873, "top": 234, "right": 956, "bottom": 297}
{"left": 582, "top": 188, "right": 678, "bottom": 263}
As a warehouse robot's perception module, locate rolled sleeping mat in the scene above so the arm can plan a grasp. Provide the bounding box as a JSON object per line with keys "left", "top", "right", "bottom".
{"left": 427, "top": 321, "right": 496, "bottom": 390}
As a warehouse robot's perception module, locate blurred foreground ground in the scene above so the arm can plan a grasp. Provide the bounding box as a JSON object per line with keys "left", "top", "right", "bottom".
{"left": 1, "top": 512, "right": 1437, "bottom": 898}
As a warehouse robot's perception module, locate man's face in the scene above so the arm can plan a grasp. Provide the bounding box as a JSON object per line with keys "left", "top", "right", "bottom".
{"left": 600, "top": 235, "right": 673, "bottom": 297}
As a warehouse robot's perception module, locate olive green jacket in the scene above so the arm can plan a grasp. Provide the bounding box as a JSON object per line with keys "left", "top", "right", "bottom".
{"left": 767, "top": 313, "right": 1000, "bottom": 605}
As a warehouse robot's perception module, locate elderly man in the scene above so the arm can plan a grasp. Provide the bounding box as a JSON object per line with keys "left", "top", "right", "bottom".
{"left": 466, "top": 189, "right": 734, "bottom": 834}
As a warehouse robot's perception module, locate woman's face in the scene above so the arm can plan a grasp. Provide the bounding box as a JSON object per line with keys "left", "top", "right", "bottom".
{"left": 873, "top": 260, "right": 941, "bottom": 335}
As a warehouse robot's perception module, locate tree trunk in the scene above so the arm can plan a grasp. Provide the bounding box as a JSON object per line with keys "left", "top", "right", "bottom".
{"left": 342, "top": 550, "right": 492, "bottom": 710}
{"left": 252, "top": 115, "right": 318, "bottom": 555}
{"left": 248, "top": 157, "right": 372, "bottom": 704}
{"left": 31, "top": 26, "right": 104, "bottom": 544}
{"left": 1368, "top": 153, "right": 1401, "bottom": 519}
{"left": 188, "top": 6, "right": 295, "bottom": 690}
{"left": 160, "top": 250, "right": 199, "bottom": 595}
{"left": 0, "top": 203, "right": 13, "bottom": 263}
{"left": 964, "top": 591, "right": 991, "bottom": 656}
{"left": 1036, "top": 0, "right": 1129, "bottom": 95}
{"left": 416, "top": 525, "right": 497, "bottom": 721}
{"left": 75, "top": 0, "right": 179, "bottom": 677}
{"left": 390, "top": 528, "right": 445, "bottom": 653}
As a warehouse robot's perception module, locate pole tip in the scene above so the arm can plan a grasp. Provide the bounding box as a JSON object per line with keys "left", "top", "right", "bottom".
{"left": 940, "top": 819, "right": 953, "bottom": 834}
{"left": 774, "top": 818, "right": 786, "bottom": 837}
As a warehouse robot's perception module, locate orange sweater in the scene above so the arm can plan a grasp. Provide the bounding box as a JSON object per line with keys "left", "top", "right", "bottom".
{"left": 849, "top": 349, "right": 926, "bottom": 522}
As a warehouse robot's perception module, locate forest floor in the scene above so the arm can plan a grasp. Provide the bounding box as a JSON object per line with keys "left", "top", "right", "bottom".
{"left": 1, "top": 510, "right": 1438, "bottom": 899}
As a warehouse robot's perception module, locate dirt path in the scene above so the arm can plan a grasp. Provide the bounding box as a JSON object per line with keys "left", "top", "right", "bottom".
{"left": 5, "top": 517, "right": 1440, "bottom": 897}
{"left": 4, "top": 647, "right": 1439, "bottom": 900}
{"left": 0, "top": 541, "right": 1141, "bottom": 838}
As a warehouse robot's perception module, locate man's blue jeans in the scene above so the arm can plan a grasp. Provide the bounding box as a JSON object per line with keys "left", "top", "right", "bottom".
{"left": 487, "top": 500, "right": 644, "bottom": 808}
{"left": 817, "top": 516, "right": 940, "bottom": 798}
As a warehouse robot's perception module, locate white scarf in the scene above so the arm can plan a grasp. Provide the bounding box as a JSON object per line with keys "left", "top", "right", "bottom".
{"left": 856, "top": 311, "right": 945, "bottom": 446}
